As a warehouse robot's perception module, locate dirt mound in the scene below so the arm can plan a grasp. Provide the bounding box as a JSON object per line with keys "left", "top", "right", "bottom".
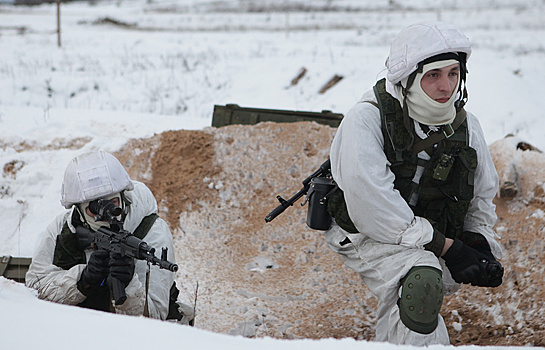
{"left": 116, "top": 124, "right": 545, "bottom": 346}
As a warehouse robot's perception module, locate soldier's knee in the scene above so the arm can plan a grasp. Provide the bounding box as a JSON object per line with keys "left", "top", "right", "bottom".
{"left": 398, "top": 266, "right": 444, "bottom": 334}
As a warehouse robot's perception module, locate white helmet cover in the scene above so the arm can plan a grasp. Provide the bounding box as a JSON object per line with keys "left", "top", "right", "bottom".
{"left": 60, "top": 151, "right": 134, "bottom": 209}
{"left": 386, "top": 21, "right": 472, "bottom": 84}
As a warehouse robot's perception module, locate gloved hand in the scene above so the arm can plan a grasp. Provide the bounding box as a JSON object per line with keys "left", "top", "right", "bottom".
{"left": 77, "top": 249, "right": 110, "bottom": 296}
{"left": 468, "top": 239, "right": 495, "bottom": 261}
{"left": 466, "top": 239, "right": 504, "bottom": 287}
{"left": 108, "top": 253, "right": 135, "bottom": 287}
{"left": 443, "top": 239, "right": 503, "bottom": 287}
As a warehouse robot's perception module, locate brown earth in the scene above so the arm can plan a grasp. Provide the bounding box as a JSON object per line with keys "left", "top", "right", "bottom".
{"left": 115, "top": 122, "right": 545, "bottom": 346}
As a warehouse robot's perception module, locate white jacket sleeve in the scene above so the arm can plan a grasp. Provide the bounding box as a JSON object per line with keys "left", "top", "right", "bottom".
{"left": 25, "top": 212, "right": 87, "bottom": 305}
{"left": 465, "top": 113, "right": 502, "bottom": 259}
{"left": 330, "top": 96, "right": 434, "bottom": 248}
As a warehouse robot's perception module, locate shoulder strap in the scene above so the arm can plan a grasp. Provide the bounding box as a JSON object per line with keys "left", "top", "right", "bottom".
{"left": 133, "top": 213, "right": 160, "bottom": 240}
{"left": 363, "top": 100, "right": 379, "bottom": 109}
{"left": 373, "top": 78, "right": 412, "bottom": 163}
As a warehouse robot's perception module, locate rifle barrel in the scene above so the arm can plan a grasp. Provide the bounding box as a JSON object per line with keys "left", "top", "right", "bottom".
{"left": 264, "top": 187, "right": 307, "bottom": 222}
{"left": 264, "top": 204, "right": 286, "bottom": 222}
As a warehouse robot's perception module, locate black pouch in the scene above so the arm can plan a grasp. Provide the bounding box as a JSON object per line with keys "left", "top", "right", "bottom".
{"left": 326, "top": 187, "right": 358, "bottom": 233}
{"left": 306, "top": 177, "right": 337, "bottom": 230}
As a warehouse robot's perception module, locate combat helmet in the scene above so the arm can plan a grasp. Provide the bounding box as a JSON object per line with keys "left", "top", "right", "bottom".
{"left": 386, "top": 21, "right": 472, "bottom": 110}
{"left": 60, "top": 151, "right": 134, "bottom": 209}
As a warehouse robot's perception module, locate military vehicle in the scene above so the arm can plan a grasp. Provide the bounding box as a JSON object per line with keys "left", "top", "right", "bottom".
{"left": 212, "top": 104, "right": 343, "bottom": 128}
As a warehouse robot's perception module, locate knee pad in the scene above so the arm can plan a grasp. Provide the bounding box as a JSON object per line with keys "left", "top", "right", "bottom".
{"left": 398, "top": 266, "right": 443, "bottom": 334}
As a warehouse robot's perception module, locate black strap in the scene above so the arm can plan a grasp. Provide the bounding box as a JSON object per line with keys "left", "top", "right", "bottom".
{"left": 133, "top": 213, "right": 159, "bottom": 240}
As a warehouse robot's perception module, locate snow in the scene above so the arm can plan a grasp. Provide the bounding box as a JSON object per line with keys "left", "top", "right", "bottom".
{"left": 0, "top": 277, "right": 370, "bottom": 350}
{"left": 1, "top": 0, "right": 544, "bottom": 348}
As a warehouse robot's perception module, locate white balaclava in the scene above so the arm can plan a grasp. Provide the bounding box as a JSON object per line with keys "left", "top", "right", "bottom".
{"left": 400, "top": 59, "right": 460, "bottom": 126}
{"left": 79, "top": 192, "right": 122, "bottom": 231}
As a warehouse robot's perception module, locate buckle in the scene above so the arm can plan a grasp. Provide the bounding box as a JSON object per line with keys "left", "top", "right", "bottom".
{"left": 443, "top": 124, "right": 454, "bottom": 138}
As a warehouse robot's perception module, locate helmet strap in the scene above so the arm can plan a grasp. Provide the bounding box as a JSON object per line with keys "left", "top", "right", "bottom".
{"left": 120, "top": 190, "right": 130, "bottom": 221}
{"left": 455, "top": 53, "right": 469, "bottom": 111}
{"left": 74, "top": 204, "right": 91, "bottom": 230}
{"left": 400, "top": 68, "right": 420, "bottom": 144}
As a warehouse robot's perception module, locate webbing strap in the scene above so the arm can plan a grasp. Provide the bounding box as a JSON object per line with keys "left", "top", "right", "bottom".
{"left": 411, "top": 109, "right": 467, "bottom": 155}
{"left": 143, "top": 263, "right": 150, "bottom": 317}
{"left": 364, "top": 100, "right": 379, "bottom": 108}
{"left": 133, "top": 213, "right": 159, "bottom": 239}
{"left": 372, "top": 80, "right": 408, "bottom": 162}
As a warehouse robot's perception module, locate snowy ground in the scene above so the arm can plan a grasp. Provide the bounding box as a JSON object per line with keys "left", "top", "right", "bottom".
{"left": 1, "top": 0, "right": 545, "bottom": 348}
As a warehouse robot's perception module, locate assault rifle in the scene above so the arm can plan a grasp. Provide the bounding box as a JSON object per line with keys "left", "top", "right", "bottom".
{"left": 76, "top": 198, "right": 177, "bottom": 305}
{"left": 265, "top": 159, "right": 335, "bottom": 230}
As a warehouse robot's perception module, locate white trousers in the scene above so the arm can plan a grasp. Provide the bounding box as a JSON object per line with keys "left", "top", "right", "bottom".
{"left": 323, "top": 224, "right": 459, "bottom": 345}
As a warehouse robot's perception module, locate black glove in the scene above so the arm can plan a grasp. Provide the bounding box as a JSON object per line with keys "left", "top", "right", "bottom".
{"left": 443, "top": 239, "right": 503, "bottom": 287}
{"left": 108, "top": 253, "right": 135, "bottom": 287}
{"left": 468, "top": 239, "right": 495, "bottom": 260}
{"left": 459, "top": 231, "right": 495, "bottom": 260}
{"left": 466, "top": 238, "right": 504, "bottom": 287}
{"left": 77, "top": 249, "right": 110, "bottom": 296}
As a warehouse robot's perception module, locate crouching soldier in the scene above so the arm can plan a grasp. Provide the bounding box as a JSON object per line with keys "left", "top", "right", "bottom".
{"left": 26, "top": 151, "right": 194, "bottom": 324}
{"left": 325, "top": 22, "right": 503, "bottom": 345}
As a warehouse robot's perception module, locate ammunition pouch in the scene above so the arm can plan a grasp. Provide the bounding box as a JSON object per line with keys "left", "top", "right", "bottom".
{"left": 305, "top": 179, "right": 359, "bottom": 234}
{"left": 326, "top": 187, "right": 358, "bottom": 233}
{"left": 306, "top": 177, "right": 337, "bottom": 230}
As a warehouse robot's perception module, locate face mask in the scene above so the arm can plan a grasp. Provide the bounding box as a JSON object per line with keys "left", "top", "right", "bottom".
{"left": 80, "top": 193, "right": 122, "bottom": 231}
{"left": 401, "top": 59, "right": 460, "bottom": 126}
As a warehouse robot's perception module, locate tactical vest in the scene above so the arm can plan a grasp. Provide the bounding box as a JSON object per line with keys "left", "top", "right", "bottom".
{"left": 328, "top": 78, "right": 477, "bottom": 240}
{"left": 53, "top": 213, "right": 159, "bottom": 312}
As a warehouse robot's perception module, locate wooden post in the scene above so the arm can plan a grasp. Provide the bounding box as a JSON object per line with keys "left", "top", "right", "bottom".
{"left": 290, "top": 67, "right": 307, "bottom": 86}
{"left": 57, "top": 0, "right": 61, "bottom": 48}
{"left": 318, "top": 74, "right": 343, "bottom": 94}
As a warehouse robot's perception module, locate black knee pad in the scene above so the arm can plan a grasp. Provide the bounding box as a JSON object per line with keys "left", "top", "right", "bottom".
{"left": 398, "top": 266, "right": 443, "bottom": 334}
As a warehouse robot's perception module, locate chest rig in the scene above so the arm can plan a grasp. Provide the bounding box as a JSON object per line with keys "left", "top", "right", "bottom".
{"left": 329, "top": 78, "right": 477, "bottom": 239}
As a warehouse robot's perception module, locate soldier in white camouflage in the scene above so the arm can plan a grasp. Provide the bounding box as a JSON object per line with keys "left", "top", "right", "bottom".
{"left": 325, "top": 22, "right": 503, "bottom": 345}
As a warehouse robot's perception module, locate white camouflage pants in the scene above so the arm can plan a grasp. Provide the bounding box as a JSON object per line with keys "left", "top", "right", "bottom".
{"left": 323, "top": 223, "right": 460, "bottom": 345}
